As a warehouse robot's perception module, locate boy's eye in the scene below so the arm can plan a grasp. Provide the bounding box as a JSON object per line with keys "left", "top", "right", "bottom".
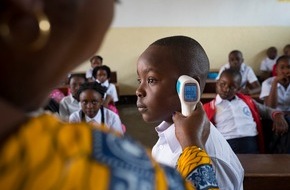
{"left": 137, "top": 78, "right": 141, "bottom": 84}
{"left": 147, "top": 78, "right": 157, "bottom": 84}
{"left": 81, "top": 100, "right": 100, "bottom": 106}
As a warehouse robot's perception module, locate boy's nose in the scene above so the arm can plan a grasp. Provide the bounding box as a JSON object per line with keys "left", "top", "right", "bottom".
{"left": 136, "top": 90, "right": 142, "bottom": 97}
{"left": 86, "top": 102, "right": 94, "bottom": 108}
{"left": 223, "top": 85, "right": 230, "bottom": 92}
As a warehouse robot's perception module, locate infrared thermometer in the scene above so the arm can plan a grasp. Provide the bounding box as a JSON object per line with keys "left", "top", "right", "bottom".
{"left": 176, "top": 75, "right": 201, "bottom": 116}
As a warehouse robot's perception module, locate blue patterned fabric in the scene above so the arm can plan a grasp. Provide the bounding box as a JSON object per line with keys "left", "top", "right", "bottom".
{"left": 187, "top": 164, "right": 218, "bottom": 190}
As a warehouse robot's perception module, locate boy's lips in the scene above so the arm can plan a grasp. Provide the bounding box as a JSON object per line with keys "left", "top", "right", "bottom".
{"left": 136, "top": 102, "right": 147, "bottom": 113}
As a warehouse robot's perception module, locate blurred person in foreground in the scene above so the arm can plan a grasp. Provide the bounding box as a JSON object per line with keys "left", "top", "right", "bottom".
{"left": 0, "top": 0, "right": 219, "bottom": 189}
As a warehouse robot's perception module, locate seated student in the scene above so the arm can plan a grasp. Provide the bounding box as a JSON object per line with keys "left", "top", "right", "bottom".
{"left": 216, "top": 50, "right": 261, "bottom": 95}
{"left": 69, "top": 82, "right": 124, "bottom": 134}
{"left": 59, "top": 73, "right": 86, "bottom": 121}
{"left": 204, "top": 69, "right": 288, "bottom": 154}
{"left": 0, "top": 1, "right": 219, "bottom": 189}
{"left": 92, "top": 65, "right": 119, "bottom": 112}
{"left": 259, "top": 46, "right": 278, "bottom": 82}
{"left": 261, "top": 55, "right": 290, "bottom": 114}
{"left": 261, "top": 55, "right": 290, "bottom": 127}
{"left": 272, "top": 44, "right": 290, "bottom": 76}
{"left": 86, "top": 55, "right": 103, "bottom": 82}
{"left": 284, "top": 44, "right": 290, "bottom": 56}
{"left": 136, "top": 36, "right": 243, "bottom": 190}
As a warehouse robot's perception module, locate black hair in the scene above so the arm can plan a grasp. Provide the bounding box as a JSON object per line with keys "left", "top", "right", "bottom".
{"left": 283, "top": 44, "right": 290, "bottom": 55}
{"left": 220, "top": 68, "right": 242, "bottom": 86}
{"left": 92, "top": 65, "right": 111, "bottom": 79}
{"left": 75, "top": 82, "right": 107, "bottom": 102}
{"left": 90, "top": 55, "right": 103, "bottom": 63}
{"left": 229, "top": 50, "right": 243, "bottom": 57}
{"left": 276, "top": 55, "right": 290, "bottom": 66}
{"left": 150, "top": 35, "right": 209, "bottom": 92}
{"left": 67, "top": 73, "right": 87, "bottom": 84}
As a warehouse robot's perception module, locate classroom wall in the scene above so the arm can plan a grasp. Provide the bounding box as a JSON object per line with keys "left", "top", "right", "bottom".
{"left": 73, "top": 0, "right": 290, "bottom": 96}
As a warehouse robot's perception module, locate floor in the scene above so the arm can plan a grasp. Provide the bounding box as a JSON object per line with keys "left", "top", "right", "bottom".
{"left": 117, "top": 104, "right": 159, "bottom": 149}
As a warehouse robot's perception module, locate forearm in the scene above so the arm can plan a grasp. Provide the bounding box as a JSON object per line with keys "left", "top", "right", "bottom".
{"left": 254, "top": 100, "right": 276, "bottom": 119}
{"left": 264, "top": 81, "right": 278, "bottom": 108}
{"left": 176, "top": 146, "right": 219, "bottom": 190}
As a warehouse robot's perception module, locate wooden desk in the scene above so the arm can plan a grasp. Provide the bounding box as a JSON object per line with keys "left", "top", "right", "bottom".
{"left": 204, "top": 79, "right": 217, "bottom": 93}
{"left": 201, "top": 93, "right": 216, "bottom": 103}
{"left": 237, "top": 154, "right": 290, "bottom": 190}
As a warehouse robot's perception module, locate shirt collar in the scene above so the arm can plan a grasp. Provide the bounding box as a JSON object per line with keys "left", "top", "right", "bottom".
{"left": 96, "top": 79, "right": 109, "bottom": 88}
{"left": 226, "top": 62, "right": 246, "bottom": 72}
{"left": 240, "top": 63, "right": 246, "bottom": 72}
{"left": 215, "top": 94, "right": 238, "bottom": 105}
{"left": 155, "top": 121, "right": 181, "bottom": 153}
{"left": 69, "top": 94, "right": 78, "bottom": 103}
{"left": 84, "top": 110, "right": 100, "bottom": 122}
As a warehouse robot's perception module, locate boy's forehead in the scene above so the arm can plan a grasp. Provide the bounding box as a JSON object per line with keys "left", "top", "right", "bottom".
{"left": 139, "top": 45, "right": 177, "bottom": 68}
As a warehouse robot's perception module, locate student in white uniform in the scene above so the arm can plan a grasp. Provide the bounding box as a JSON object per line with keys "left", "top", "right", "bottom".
{"left": 260, "top": 55, "right": 290, "bottom": 113}
{"left": 136, "top": 36, "right": 244, "bottom": 190}
{"left": 59, "top": 73, "right": 86, "bottom": 121}
{"left": 86, "top": 55, "right": 103, "bottom": 81}
{"left": 69, "top": 82, "right": 124, "bottom": 134}
{"left": 204, "top": 69, "right": 288, "bottom": 154}
{"left": 217, "top": 50, "right": 261, "bottom": 95}
{"left": 259, "top": 47, "right": 278, "bottom": 82}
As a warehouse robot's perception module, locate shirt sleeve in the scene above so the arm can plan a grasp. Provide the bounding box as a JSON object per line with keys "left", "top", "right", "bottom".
{"left": 259, "top": 79, "right": 272, "bottom": 100}
{"left": 108, "top": 112, "right": 124, "bottom": 134}
{"left": 176, "top": 146, "right": 219, "bottom": 190}
{"left": 59, "top": 99, "right": 70, "bottom": 121}
{"left": 69, "top": 111, "right": 81, "bottom": 123}
{"left": 108, "top": 83, "right": 119, "bottom": 102}
{"left": 260, "top": 59, "right": 267, "bottom": 71}
{"left": 246, "top": 67, "right": 259, "bottom": 84}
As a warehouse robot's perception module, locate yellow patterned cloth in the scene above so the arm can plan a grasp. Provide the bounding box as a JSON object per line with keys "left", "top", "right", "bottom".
{"left": 0, "top": 114, "right": 218, "bottom": 190}
{"left": 177, "top": 146, "right": 219, "bottom": 190}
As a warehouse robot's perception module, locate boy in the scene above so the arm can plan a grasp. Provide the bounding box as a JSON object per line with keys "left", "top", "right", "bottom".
{"left": 261, "top": 55, "right": 290, "bottom": 113}
{"left": 59, "top": 73, "right": 87, "bottom": 121}
{"left": 204, "top": 69, "right": 288, "bottom": 153}
{"left": 86, "top": 55, "right": 103, "bottom": 81}
{"left": 136, "top": 36, "right": 243, "bottom": 190}
{"left": 259, "top": 47, "right": 278, "bottom": 82}
{"left": 217, "top": 50, "right": 261, "bottom": 95}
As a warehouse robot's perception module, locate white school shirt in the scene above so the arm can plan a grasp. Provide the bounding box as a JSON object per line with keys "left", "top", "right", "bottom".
{"left": 97, "top": 79, "right": 119, "bottom": 102}
{"left": 152, "top": 121, "right": 244, "bottom": 190}
{"left": 260, "top": 57, "right": 277, "bottom": 72}
{"left": 69, "top": 107, "right": 124, "bottom": 134}
{"left": 59, "top": 94, "right": 80, "bottom": 121}
{"left": 260, "top": 77, "right": 290, "bottom": 111}
{"left": 217, "top": 63, "right": 258, "bottom": 89}
{"left": 86, "top": 68, "right": 94, "bottom": 79}
{"left": 214, "top": 95, "right": 258, "bottom": 140}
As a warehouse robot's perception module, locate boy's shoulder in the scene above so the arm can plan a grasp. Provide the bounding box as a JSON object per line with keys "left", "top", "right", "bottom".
{"left": 262, "top": 76, "right": 275, "bottom": 85}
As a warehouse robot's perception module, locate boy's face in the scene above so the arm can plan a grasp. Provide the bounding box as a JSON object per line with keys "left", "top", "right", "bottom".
{"left": 267, "top": 49, "right": 277, "bottom": 60}
{"left": 70, "top": 76, "right": 86, "bottom": 97}
{"left": 136, "top": 45, "right": 181, "bottom": 123}
{"left": 91, "top": 58, "right": 102, "bottom": 68}
{"left": 229, "top": 52, "right": 243, "bottom": 71}
{"left": 276, "top": 59, "right": 290, "bottom": 83}
{"left": 79, "top": 89, "right": 103, "bottom": 118}
{"left": 216, "top": 73, "right": 240, "bottom": 100}
{"left": 96, "top": 69, "right": 108, "bottom": 83}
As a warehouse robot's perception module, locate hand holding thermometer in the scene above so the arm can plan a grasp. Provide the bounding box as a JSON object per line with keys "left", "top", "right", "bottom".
{"left": 176, "top": 75, "right": 201, "bottom": 116}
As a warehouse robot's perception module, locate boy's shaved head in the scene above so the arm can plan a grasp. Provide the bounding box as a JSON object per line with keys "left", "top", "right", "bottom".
{"left": 150, "top": 36, "right": 209, "bottom": 91}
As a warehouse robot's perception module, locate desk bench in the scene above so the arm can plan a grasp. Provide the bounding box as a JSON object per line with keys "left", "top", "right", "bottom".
{"left": 237, "top": 154, "right": 290, "bottom": 190}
